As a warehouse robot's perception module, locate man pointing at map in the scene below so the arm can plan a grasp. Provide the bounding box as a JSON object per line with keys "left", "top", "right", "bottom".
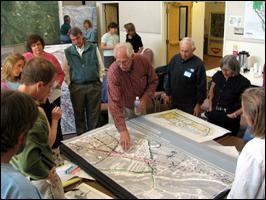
{"left": 107, "top": 42, "right": 158, "bottom": 151}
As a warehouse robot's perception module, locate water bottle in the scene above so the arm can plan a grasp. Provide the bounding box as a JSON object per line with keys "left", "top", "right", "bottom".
{"left": 134, "top": 96, "right": 141, "bottom": 116}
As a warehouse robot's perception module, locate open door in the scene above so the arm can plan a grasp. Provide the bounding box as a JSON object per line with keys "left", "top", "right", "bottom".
{"left": 166, "top": 2, "right": 192, "bottom": 62}
{"left": 104, "top": 3, "right": 119, "bottom": 33}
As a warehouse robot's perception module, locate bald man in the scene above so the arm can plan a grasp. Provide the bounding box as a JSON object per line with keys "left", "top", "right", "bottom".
{"left": 164, "top": 37, "right": 207, "bottom": 117}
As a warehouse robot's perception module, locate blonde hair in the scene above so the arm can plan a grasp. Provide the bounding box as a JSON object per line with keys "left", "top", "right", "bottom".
{"left": 1, "top": 53, "right": 25, "bottom": 82}
{"left": 242, "top": 87, "right": 265, "bottom": 138}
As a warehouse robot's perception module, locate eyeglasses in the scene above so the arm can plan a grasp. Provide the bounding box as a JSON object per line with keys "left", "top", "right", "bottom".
{"left": 116, "top": 58, "right": 131, "bottom": 66}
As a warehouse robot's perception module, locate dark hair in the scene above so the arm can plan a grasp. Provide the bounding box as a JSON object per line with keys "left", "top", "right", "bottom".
{"left": 1, "top": 90, "right": 38, "bottom": 153}
{"left": 26, "top": 34, "right": 45, "bottom": 52}
{"left": 20, "top": 57, "right": 58, "bottom": 86}
{"left": 69, "top": 27, "right": 83, "bottom": 37}
{"left": 108, "top": 22, "right": 118, "bottom": 30}
{"left": 83, "top": 19, "right": 92, "bottom": 28}
{"left": 219, "top": 55, "right": 240, "bottom": 75}
{"left": 64, "top": 15, "right": 70, "bottom": 23}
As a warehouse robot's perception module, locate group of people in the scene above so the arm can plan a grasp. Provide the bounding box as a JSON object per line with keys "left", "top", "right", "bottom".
{"left": 1, "top": 19, "right": 264, "bottom": 199}
{"left": 60, "top": 15, "right": 97, "bottom": 44}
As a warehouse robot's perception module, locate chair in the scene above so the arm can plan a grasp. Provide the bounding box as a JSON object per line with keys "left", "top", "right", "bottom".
{"left": 142, "top": 48, "right": 153, "bottom": 64}
{"left": 155, "top": 65, "right": 168, "bottom": 92}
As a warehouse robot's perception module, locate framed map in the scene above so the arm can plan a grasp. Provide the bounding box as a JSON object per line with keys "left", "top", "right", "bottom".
{"left": 1, "top": 1, "right": 60, "bottom": 46}
{"left": 61, "top": 120, "right": 236, "bottom": 199}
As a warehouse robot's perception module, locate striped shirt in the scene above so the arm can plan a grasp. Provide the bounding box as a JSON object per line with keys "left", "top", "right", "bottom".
{"left": 107, "top": 55, "right": 158, "bottom": 132}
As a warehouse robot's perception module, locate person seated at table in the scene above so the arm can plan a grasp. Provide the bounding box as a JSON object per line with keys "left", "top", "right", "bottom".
{"left": 60, "top": 15, "right": 71, "bottom": 44}
{"left": 207, "top": 55, "right": 251, "bottom": 136}
{"left": 227, "top": 87, "right": 265, "bottom": 199}
{"left": 83, "top": 19, "right": 97, "bottom": 43}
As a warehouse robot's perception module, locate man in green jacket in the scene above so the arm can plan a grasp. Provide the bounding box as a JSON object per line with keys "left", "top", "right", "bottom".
{"left": 10, "top": 57, "right": 65, "bottom": 199}
{"left": 64, "top": 27, "right": 105, "bottom": 135}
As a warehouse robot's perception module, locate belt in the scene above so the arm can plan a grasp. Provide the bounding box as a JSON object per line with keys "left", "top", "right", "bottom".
{"left": 215, "top": 106, "right": 227, "bottom": 112}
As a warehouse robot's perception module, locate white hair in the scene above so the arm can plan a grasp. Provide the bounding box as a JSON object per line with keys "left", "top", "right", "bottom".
{"left": 114, "top": 42, "right": 134, "bottom": 58}
{"left": 180, "top": 37, "right": 196, "bottom": 49}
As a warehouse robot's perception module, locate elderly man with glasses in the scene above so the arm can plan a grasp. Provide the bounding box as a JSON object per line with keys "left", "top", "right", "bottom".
{"left": 107, "top": 42, "right": 158, "bottom": 151}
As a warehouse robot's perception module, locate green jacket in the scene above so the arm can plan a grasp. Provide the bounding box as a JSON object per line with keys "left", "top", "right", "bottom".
{"left": 65, "top": 41, "right": 99, "bottom": 84}
{"left": 10, "top": 110, "right": 55, "bottom": 180}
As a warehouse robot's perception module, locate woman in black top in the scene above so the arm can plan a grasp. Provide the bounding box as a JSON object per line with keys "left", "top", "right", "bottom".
{"left": 207, "top": 55, "right": 251, "bottom": 136}
{"left": 124, "top": 23, "right": 143, "bottom": 54}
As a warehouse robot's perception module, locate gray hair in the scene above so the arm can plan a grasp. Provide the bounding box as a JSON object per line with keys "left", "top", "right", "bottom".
{"left": 113, "top": 42, "right": 134, "bottom": 58}
{"left": 179, "top": 37, "right": 196, "bottom": 49}
{"left": 219, "top": 55, "right": 240, "bottom": 75}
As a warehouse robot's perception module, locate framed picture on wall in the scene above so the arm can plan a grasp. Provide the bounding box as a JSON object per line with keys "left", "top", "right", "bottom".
{"left": 208, "top": 13, "right": 225, "bottom": 57}
{"left": 210, "top": 13, "right": 225, "bottom": 38}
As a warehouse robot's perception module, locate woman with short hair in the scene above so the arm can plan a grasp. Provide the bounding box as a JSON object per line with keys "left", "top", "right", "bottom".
{"left": 207, "top": 55, "right": 251, "bottom": 136}
{"left": 24, "top": 33, "right": 64, "bottom": 151}
{"left": 83, "top": 19, "right": 96, "bottom": 43}
{"left": 100, "top": 22, "right": 119, "bottom": 69}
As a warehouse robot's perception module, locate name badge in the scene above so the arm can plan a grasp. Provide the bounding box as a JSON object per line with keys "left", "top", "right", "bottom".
{"left": 184, "top": 71, "right": 192, "bottom": 78}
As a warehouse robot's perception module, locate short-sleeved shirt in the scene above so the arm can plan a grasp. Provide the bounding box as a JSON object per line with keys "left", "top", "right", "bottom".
{"left": 60, "top": 23, "right": 71, "bottom": 35}
{"left": 1, "top": 163, "right": 42, "bottom": 199}
{"left": 212, "top": 71, "right": 251, "bottom": 113}
{"left": 101, "top": 33, "right": 119, "bottom": 57}
{"left": 126, "top": 33, "right": 143, "bottom": 53}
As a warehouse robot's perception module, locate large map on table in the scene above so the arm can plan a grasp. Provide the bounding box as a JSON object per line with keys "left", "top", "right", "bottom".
{"left": 62, "top": 124, "right": 234, "bottom": 199}
{"left": 143, "top": 109, "right": 230, "bottom": 142}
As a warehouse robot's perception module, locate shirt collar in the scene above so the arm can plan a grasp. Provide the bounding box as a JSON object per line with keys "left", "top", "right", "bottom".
{"left": 75, "top": 44, "right": 85, "bottom": 56}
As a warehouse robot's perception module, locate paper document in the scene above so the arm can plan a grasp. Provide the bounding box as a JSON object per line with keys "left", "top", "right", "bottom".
{"left": 56, "top": 160, "right": 95, "bottom": 184}
{"left": 143, "top": 109, "right": 230, "bottom": 143}
{"left": 48, "top": 88, "right": 61, "bottom": 104}
{"left": 65, "top": 183, "right": 113, "bottom": 199}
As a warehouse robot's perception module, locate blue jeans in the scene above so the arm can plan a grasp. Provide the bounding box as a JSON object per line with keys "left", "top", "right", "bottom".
{"left": 60, "top": 34, "right": 71, "bottom": 43}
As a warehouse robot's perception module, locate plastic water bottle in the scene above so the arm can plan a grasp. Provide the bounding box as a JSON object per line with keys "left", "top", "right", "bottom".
{"left": 134, "top": 96, "right": 141, "bottom": 116}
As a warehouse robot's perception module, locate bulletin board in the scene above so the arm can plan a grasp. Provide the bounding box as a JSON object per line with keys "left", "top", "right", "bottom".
{"left": 1, "top": 1, "right": 60, "bottom": 47}
{"left": 225, "top": 1, "right": 265, "bottom": 43}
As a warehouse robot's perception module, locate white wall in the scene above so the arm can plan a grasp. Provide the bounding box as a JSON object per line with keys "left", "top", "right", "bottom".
{"left": 223, "top": 1, "right": 265, "bottom": 66}
{"left": 97, "top": 1, "right": 166, "bottom": 68}
{"left": 191, "top": 2, "right": 205, "bottom": 60}
{"left": 118, "top": 1, "right": 166, "bottom": 67}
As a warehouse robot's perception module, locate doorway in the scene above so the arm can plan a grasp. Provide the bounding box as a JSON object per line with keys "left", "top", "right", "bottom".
{"left": 203, "top": 2, "right": 225, "bottom": 69}
{"left": 103, "top": 3, "right": 119, "bottom": 34}
{"left": 166, "top": 2, "right": 192, "bottom": 62}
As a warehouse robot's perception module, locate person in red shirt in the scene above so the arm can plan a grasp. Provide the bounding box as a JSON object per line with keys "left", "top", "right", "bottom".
{"left": 108, "top": 42, "right": 158, "bottom": 151}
